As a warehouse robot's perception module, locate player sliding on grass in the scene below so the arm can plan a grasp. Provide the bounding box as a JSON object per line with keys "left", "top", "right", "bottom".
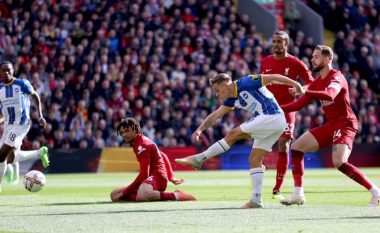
{"left": 176, "top": 73, "right": 304, "bottom": 208}
{"left": 0, "top": 61, "right": 49, "bottom": 192}
{"left": 280, "top": 45, "right": 380, "bottom": 207}
{"left": 110, "top": 117, "right": 196, "bottom": 202}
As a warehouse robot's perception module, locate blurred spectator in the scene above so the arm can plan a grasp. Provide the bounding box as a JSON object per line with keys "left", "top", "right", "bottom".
{"left": 0, "top": 0, "right": 377, "bottom": 150}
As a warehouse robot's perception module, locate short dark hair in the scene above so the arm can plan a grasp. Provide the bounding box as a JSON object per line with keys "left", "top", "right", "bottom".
{"left": 273, "top": 31, "right": 289, "bottom": 42}
{"left": 117, "top": 117, "right": 141, "bottom": 135}
{"left": 209, "top": 73, "right": 231, "bottom": 86}
{"left": 315, "top": 45, "right": 334, "bottom": 60}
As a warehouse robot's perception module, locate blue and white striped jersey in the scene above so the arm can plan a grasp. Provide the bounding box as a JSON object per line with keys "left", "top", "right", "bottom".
{"left": 0, "top": 78, "right": 34, "bottom": 125}
{"left": 223, "top": 75, "right": 282, "bottom": 116}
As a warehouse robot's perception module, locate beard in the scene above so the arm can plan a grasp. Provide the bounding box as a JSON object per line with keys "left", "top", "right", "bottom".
{"left": 273, "top": 47, "right": 285, "bottom": 55}
{"left": 312, "top": 63, "right": 324, "bottom": 73}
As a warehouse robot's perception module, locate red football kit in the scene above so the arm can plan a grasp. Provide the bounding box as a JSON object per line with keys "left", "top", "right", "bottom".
{"left": 262, "top": 54, "right": 313, "bottom": 138}
{"left": 282, "top": 69, "right": 358, "bottom": 149}
{"left": 120, "top": 134, "right": 174, "bottom": 199}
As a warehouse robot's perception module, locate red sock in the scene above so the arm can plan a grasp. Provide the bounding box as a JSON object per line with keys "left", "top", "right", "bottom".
{"left": 273, "top": 152, "right": 289, "bottom": 192}
{"left": 338, "top": 162, "right": 373, "bottom": 190}
{"left": 159, "top": 192, "right": 176, "bottom": 201}
{"left": 291, "top": 150, "right": 304, "bottom": 187}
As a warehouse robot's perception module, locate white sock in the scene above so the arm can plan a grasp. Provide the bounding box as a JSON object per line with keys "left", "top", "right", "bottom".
{"left": 369, "top": 186, "right": 380, "bottom": 197}
{"left": 0, "top": 162, "right": 6, "bottom": 185}
{"left": 7, "top": 163, "right": 14, "bottom": 176}
{"left": 13, "top": 162, "right": 19, "bottom": 181}
{"left": 250, "top": 167, "right": 265, "bottom": 204}
{"left": 14, "top": 150, "right": 40, "bottom": 163}
{"left": 294, "top": 187, "right": 304, "bottom": 196}
{"left": 194, "top": 139, "right": 230, "bottom": 162}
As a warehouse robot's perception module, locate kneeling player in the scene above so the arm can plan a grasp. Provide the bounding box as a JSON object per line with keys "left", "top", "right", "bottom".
{"left": 110, "top": 118, "right": 196, "bottom": 202}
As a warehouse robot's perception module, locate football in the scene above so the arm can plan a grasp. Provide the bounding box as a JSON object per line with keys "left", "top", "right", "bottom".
{"left": 23, "top": 170, "right": 47, "bottom": 192}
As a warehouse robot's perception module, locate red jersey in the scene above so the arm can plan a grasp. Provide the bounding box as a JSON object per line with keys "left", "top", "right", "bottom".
{"left": 307, "top": 69, "right": 357, "bottom": 123}
{"left": 282, "top": 69, "right": 358, "bottom": 125}
{"left": 124, "top": 134, "right": 174, "bottom": 193}
{"left": 261, "top": 54, "right": 313, "bottom": 105}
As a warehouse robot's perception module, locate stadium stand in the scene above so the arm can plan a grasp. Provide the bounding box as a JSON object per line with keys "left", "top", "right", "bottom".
{"left": 0, "top": 0, "right": 378, "bottom": 149}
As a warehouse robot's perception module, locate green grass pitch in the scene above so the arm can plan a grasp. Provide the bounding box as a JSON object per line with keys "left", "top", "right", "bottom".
{"left": 1, "top": 169, "right": 380, "bottom": 233}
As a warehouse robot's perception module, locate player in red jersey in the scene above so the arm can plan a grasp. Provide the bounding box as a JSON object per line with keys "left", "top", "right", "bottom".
{"left": 261, "top": 31, "right": 314, "bottom": 200}
{"left": 110, "top": 118, "right": 196, "bottom": 202}
{"left": 279, "top": 45, "right": 380, "bottom": 207}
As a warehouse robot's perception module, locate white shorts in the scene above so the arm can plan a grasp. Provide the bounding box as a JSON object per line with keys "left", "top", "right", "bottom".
{"left": 0, "top": 124, "right": 30, "bottom": 149}
{"left": 240, "top": 114, "right": 286, "bottom": 152}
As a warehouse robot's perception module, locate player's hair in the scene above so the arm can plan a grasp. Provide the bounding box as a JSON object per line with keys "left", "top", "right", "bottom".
{"left": 209, "top": 73, "right": 231, "bottom": 86}
{"left": 273, "top": 30, "right": 289, "bottom": 42}
{"left": 0, "top": 60, "right": 12, "bottom": 68}
{"left": 117, "top": 117, "right": 141, "bottom": 135}
{"left": 315, "top": 45, "right": 334, "bottom": 60}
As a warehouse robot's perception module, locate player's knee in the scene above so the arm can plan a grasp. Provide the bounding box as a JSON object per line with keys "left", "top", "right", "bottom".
{"left": 332, "top": 160, "right": 344, "bottom": 168}
{"left": 136, "top": 190, "right": 155, "bottom": 202}
{"left": 290, "top": 142, "right": 304, "bottom": 152}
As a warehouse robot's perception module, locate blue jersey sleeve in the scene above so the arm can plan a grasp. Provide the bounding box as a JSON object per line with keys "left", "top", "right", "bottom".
{"left": 223, "top": 98, "right": 235, "bottom": 108}
{"left": 241, "top": 75, "right": 263, "bottom": 90}
{"left": 19, "top": 79, "right": 34, "bottom": 94}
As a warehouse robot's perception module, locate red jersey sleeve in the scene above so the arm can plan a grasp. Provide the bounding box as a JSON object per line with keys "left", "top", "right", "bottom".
{"left": 281, "top": 94, "right": 312, "bottom": 112}
{"left": 122, "top": 146, "right": 151, "bottom": 195}
{"left": 160, "top": 151, "right": 174, "bottom": 181}
{"left": 305, "top": 76, "right": 342, "bottom": 101}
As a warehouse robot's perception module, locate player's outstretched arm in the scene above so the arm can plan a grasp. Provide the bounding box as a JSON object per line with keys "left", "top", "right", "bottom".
{"left": 261, "top": 74, "right": 305, "bottom": 95}
{"left": 192, "top": 106, "right": 231, "bottom": 141}
{"left": 30, "top": 91, "right": 47, "bottom": 128}
{"left": 161, "top": 151, "right": 184, "bottom": 185}
{"left": 281, "top": 94, "right": 312, "bottom": 112}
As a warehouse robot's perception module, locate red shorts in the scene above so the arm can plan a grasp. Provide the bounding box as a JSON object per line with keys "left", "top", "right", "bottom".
{"left": 125, "top": 175, "right": 168, "bottom": 195}
{"left": 310, "top": 119, "right": 358, "bottom": 149}
{"left": 279, "top": 112, "right": 296, "bottom": 139}
{"left": 142, "top": 175, "right": 168, "bottom": 191}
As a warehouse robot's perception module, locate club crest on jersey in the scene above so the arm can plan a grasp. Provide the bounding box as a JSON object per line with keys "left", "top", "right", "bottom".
{"left": 284, "top": 68, "right": 289, "bottom": 76}
{"left": 137, "top": 145, "right": 146, "bottom": 155}
{"left": 14, "top": 88, "right": 19, "bottom": 93}
{"left": 250, "top": 75, "right": 259, "bottom": 80}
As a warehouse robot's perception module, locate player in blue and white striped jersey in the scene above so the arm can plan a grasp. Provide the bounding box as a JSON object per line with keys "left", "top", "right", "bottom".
{"left": 176, "top": 72, "right": 304, "bottom": 208}
{"left": 0, "top": 61, "right": 49, "bottom": 192}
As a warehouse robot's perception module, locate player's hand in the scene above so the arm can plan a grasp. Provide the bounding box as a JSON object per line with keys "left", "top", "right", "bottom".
{"left": 110, "top": 188, "right": 125, "bottom": 202}
{"left": 288, "top": 87, "right": 298, "bottom": 96}
{"left": 294, "top": 84, "right": 305, "bottom": 95}
{"left": 38, "top": 117, "right": 47, "bottom": 128}
{"left": 192, "top": 129, "right": 202, "bottom": 141}
{"left": 170, "top": 177, "right": 185, "bottom": 185}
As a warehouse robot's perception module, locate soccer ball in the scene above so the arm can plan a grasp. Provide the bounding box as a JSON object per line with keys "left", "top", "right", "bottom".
{"left": 23, "top": 170, "right": 46, "bottom": 192}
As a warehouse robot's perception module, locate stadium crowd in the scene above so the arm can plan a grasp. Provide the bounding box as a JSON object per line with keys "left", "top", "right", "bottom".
{"left": 0, "top": 0, "right": 379, "bottom": 150}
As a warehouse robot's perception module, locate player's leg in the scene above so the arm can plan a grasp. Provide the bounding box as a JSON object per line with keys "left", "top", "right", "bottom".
{"left": 0, "top": 144, "right": 15, "bottom": 192}
{"left": 273, "top": 136, "right": 291, "bottom": 200}
{"left": 136, "top": 176, "right": 196, "bottom": 202}
{"left": 280, "top": 131, "right": 319, "bottom": 206}
{"left": 332, "top": 144, "right": 380, "bottom": 206}
{"left": 175, "top": 126, "right": 251, "bottom": 169}
{"left": 110, "top": 186, "right": 138, "bottom": 202}
{"left": 241, "top": 147, "right": 268, "bottom": 208}
{"left": 273, "top": 115, "right": 295, "bottom": 199}
{"left": 6, "top": 163, "right": 14, "bottom": 183}
{"left": 14, "top": 147, "right": 49, "bottom": 168}
{"left": 241, "top": 114, "right": 287, "bottom": 208}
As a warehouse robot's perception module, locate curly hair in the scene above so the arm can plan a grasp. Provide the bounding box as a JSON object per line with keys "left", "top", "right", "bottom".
{"left": 116, "top": 117, "right": 141, "bottom": 135}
